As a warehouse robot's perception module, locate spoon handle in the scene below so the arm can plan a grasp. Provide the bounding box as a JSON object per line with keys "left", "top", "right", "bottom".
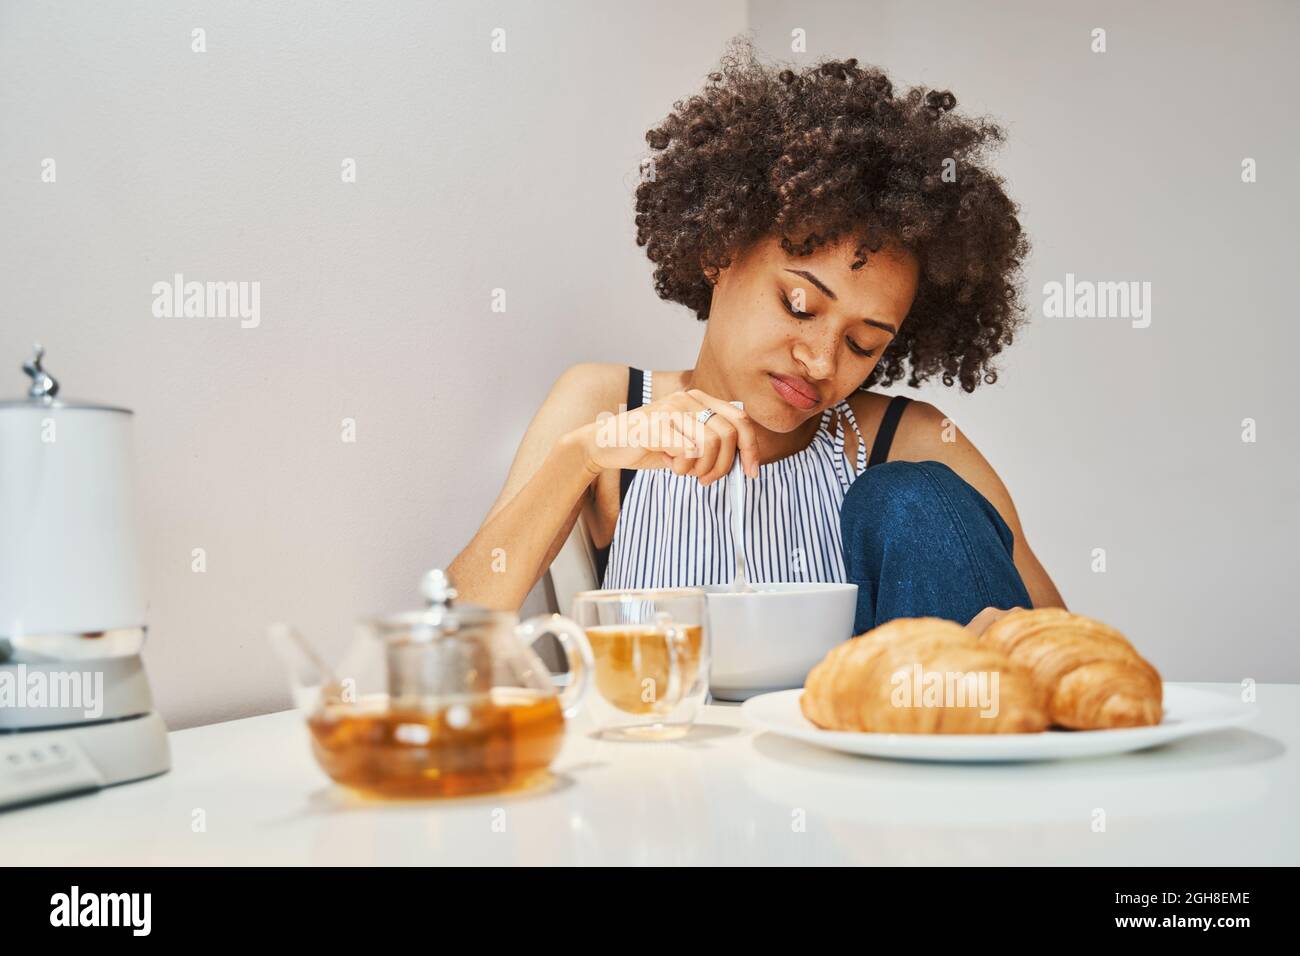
{"left": 726, "top": 402, "right": 753, "bottom": 592}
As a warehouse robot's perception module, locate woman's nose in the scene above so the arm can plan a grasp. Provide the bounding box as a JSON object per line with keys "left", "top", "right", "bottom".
{"left": 795, "top": 339, "right": 837, "bottom": 382}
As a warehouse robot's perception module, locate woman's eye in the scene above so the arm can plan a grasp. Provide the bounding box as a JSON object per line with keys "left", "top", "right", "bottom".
{"left": 779, "top": 291, "right": 814, "bottom": 319}
{"left": 782, "top": 291, "right": 876, "bottom": 359}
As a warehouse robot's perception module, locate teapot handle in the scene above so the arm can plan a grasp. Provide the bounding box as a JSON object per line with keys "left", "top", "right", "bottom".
{"left": 517, "top": 613, "right": 594, "bottom": 720}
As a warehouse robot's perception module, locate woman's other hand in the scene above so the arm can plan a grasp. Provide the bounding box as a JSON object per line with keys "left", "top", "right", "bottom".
{"left": 965, "top": 605, "right": 1024, "bottom": 637}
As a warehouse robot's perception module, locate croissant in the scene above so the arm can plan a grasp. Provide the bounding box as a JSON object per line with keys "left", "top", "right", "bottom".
{"left": 800, "top": 617, "right": 1050, "bottom": 734}
{"left": 979, "top": 608, "right": 1162, "bottom": 729}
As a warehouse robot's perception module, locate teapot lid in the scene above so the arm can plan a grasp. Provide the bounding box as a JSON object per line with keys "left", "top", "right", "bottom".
{"left": 0, "top": 343, "right": 132, "bottom": 413}
{"left": 371, "top": 568, "right": 501, "bottom": 636}
{"left": 419, "top": 568, "right": 461, "bottom": 609}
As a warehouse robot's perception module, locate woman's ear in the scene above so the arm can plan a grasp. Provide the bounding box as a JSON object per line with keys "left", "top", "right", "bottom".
{"left": 702, "top": 242, "right": 745, "bottom": 289}
{"left": 700, "top": 255, "right": 718, "bottom": 287}
{"left": 701, "top": 256, "right": 731, "bottom": 288}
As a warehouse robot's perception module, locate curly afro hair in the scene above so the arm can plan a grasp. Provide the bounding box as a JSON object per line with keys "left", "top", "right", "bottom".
{"left": 634, "top": 37, "right": 1029, "bottom": 392}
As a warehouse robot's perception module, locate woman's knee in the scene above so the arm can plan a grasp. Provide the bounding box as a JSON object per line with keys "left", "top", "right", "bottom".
{"left": 841, "top": 460, "right": 956, "bottom": 534}
{"left": 838, "top": 459, "right": 1030, "bottom": 626}
{"left": 840, "top": 459, "right": 1014, "bottom": 552}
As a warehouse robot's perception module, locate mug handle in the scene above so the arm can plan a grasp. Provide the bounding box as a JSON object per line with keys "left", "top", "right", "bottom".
{"left": 517, "top": 613, "right": 594, "bottom": 719}
{"left": 650, "top": 611, "right": 687, "bottom": 713}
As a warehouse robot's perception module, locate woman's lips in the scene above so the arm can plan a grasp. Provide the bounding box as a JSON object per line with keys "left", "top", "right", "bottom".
{"left": 768, "top": 373, "right": 820, "bottom": 410}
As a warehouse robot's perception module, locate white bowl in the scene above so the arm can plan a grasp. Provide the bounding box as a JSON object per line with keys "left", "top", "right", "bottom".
{"left": 703, "top": 582, "right": 858, "bottom": 701}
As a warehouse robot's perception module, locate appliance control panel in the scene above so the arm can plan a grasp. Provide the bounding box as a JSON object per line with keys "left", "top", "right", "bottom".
{"left": 0, "top": 731, "right": 103, "bottom": 809}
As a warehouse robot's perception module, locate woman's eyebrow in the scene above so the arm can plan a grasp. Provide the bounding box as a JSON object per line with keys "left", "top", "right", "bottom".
{"left": 785, "top": 268, "right": 837, "bottom": 299}
{"left": 783, "top": 268, "right": 898, "bottom": 335}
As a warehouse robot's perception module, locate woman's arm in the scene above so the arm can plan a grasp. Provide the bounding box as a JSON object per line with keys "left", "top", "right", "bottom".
{"left": 447, "top": 363, "right": 623, "bottom": 612}
{"left": 888, "top": 400, "right": 1067, "bottom": 611}
{"left": 449, "top": 363, "right": 762, "bottom": 611}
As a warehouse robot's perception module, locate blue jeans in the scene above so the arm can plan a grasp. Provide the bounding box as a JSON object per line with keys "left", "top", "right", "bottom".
{"left": 839, "top": 460, "right": 1032, "bottom": 634}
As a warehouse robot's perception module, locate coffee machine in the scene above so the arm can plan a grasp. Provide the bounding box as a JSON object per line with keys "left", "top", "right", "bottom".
{"left": 0, "top": 345, "right": 170, "bottom": 809}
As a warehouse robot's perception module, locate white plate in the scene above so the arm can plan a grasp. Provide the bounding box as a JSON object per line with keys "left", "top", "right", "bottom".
{"left": 740, "top": 685, "right": 1257, "bottom": 763}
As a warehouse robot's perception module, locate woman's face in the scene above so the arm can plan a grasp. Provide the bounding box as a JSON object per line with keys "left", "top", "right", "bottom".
{"left": 705, "top": 233, "right": 920, "bottom": 432}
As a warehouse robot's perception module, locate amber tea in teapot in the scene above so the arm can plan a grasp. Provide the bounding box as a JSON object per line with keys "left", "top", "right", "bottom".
{"left": 307, "top": 688, "right": 565, "bottom": 798}
{"left": 270, "top": 568, "right": 593, "bottom": 799}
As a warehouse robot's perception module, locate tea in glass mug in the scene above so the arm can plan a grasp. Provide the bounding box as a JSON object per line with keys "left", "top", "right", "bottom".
{"left": 570, "top": 588, "right": 711, "bottom": 741}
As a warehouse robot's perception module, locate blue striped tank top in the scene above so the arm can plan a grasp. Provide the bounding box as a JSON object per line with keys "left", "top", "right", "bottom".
{"left": 600, "top": 368, "right": 901, "bottom": 590}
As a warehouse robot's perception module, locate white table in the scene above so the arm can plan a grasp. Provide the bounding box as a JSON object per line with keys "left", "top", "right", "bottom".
{"left": 2, "top": 682, "right": 1295, "bottom": 865}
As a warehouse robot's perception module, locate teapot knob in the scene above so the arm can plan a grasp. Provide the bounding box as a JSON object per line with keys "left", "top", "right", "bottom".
{"left": 420, "top": 568, "right": 459, "bottom": 607}
{"left": 22, "top": 343, "right": 59, "bottom": 400}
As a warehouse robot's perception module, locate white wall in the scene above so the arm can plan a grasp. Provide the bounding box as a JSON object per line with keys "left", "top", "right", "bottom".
{"left": 0, "top": 0, "right": 739, "bottom": 728}
{"left": 749, "top": 0, "right": 1300, "bottom": 683}
{"left": 1, "top": 0, "right": 1294, "bottom": 734}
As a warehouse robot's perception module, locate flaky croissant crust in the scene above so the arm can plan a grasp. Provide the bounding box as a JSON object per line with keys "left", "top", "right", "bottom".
{"left": 979, "top": 608, "right": 1163, "bottom": 729}
{"left": 799, "top": 609, "right": 1164, "bottom": 734}
{"left": 799, "top": 617, "right": 1051, "bottom": 734}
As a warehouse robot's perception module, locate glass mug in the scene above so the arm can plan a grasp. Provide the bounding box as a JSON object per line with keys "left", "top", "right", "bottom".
{"left": 569, "top": 587, "right": 711, "bottom": 741}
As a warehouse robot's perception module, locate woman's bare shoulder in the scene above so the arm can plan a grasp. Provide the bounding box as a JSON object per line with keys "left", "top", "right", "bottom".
{"left": 845, "top": 388, "right": 953, "bottom": 457}
{"left": 843, "top": 388, "right": 896, "bottom": 438}
{"left": 544, "top": 363, "right": 635, "bottom": 543}
{"left": 549, "top": 362, "right": 632, "bottom": 420}
{"left": 482, "top": 363, "right": 630, "bottom": 527}
{"left": 844, "top": 388, "right": 892, "bottom": 417}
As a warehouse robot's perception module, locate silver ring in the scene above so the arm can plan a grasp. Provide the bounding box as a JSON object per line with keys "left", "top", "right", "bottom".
{"left": 695, "top": 408, "right": 717, "bottom": 425}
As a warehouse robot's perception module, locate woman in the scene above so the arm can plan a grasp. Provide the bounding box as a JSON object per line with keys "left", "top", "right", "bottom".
{"left": 450, "top": 40, "right": 1065, "bottom": 635}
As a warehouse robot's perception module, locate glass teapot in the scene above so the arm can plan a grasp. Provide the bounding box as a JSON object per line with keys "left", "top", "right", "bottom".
{"left": 268, "top": 568, "right": 593, "bottom": 798}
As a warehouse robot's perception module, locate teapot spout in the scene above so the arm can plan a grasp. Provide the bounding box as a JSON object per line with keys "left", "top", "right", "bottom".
{"left": 267, "top": 622, "right": 342, "bottom": 712}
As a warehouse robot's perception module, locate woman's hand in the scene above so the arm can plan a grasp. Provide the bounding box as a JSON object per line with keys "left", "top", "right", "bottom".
{"left": 965, "top": 605, "right": 1023, "bottom": 637}
{"left": 572, "top": 388, "right": 761, "bottom": 485}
